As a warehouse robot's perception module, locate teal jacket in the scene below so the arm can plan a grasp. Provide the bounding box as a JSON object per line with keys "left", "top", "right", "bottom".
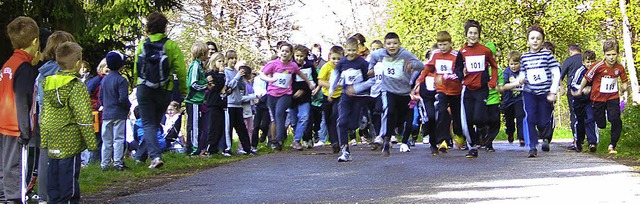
{"left": 133, "top": 33, "right": 187, "bottom": 95}
{"left": 41, "top": 72, "right": 98, "bottom": 159}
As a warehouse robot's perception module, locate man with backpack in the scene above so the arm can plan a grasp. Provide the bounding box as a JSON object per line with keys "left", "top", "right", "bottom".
{"left": 133, "top": 12, "right": 187, "bottom": 169}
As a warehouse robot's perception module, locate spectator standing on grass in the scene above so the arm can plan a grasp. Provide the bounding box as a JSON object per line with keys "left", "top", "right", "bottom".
{"left": 99, "top": 51, "right": 131, "bottom": 171}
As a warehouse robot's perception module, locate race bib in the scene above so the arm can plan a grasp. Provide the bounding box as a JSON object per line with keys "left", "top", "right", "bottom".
{"left": 435, "top": 59, "right": 453, "bottom": 74}
{"left": 383, "top": 58, "right": 405, "bottom": 79}
{"left": 342, "top": 68, "right": 363, "bottom": 85}
{"left": 425, "top": 76, "right": 436, "bottom": 91}
{"left": 296, "top": 68, "right": 312, "bottom": 82}
{"left": 599, "top": 77, "right": 618, "bottom": 93}
{"left": 509, "top": 76, "right": 523, "bottom": 91}
{"left": 374, "top": 63, "right": 384, "bottom": 81}
{"left": 273, "top": 72, "right": 292, "bottom": 88}
{"left": 465, "top": 55, "right": 486, "bottom": 73}
{"left": 526, "top": 68, "right": 547, "bottom": 85}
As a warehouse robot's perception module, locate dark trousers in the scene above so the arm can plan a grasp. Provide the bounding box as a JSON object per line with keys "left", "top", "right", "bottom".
{"left": 305, "top": 105, "right": 323, "bottom": 142}
{"left": 47, "top": 154, "right": 81, "bottom": 204}
{"left": 227, "top": 107, "right": 252, "bottom": 153}
{"left": 522, "top": 92, "right": 553, "bottom": 149}
{"left": 380, "top": 92, "right": 413, "bottom": 144}
{"left": 419, "top": 84, "right": 437, "bottom": 144}
{"left": 267, "top": 95, "right": 292, "bottom": 143}
{"left": 135, "top": 85, "right": 171, "bottom": 159}
{"left": 252, "top": 105, "right": 270, "bottom": 147}
{"left": 337, "top": 94, "right": 367, "bottom": 146}
{"left": 434, "top": 93, "right": 462, "bottom": 145}
{"left": 461, "top": 86, "right": 489, "bottom": 148}
{"left": 503, "top": 101, "right": 525, "bottom": 140}
{"left": 186, "top": 103, "right": 203, "bottom": 154}
{"left": 567, "top": 93, "right": 576, "bottom": 140}
{"left": 573, "top": 99, "right": 598, "bottom": 145}
{"left": 207, "top": 106, "right": 227, "bottom": 154}
{"left": 593, "top": 99, "right": 622, "bottom": 147}
{"left": 481, "top": 104, "right": 501, "bottom": 146}
{"left": 322, "top": 96, "right": 339, "bottom": 145}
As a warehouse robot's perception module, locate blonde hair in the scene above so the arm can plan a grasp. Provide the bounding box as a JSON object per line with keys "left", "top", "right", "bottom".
{"left": 6, "top": 16, "right": 39, "bottom": 50}
{"left": 55, "top": 42, "right": 83, "bottom": 71}
{"left": 97, "top": 58, "right": 108, "bottom": 74}
{"left": 191, "top": 42, "right": 208, "bottom": 60}
{"left": 208, "top": 52, "right": 225, "bottom": 71}
{"left": 43, "top": 31, "right": 76, "bottom": 61}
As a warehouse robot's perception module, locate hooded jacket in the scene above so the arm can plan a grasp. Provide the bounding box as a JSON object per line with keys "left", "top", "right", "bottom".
{"left": 40, "top": 72, "right": 98, "bottom": 159}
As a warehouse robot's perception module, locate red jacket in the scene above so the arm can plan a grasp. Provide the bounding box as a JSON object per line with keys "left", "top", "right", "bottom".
{"left": 457, "top": 43, "right": 498, "bottom": 90}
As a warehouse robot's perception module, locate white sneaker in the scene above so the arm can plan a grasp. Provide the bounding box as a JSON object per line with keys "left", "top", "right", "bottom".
{"left": 350, "top": 139, "right": 358, "bottom": 146}
{"left": 314, "top": 141, "right": 325, "bottom": 147}
{"left": 237, "top": 148, "right": 247, "bottom": 155}
{"left": 422, "top": 136, "right": 430, "bottom": 144}
{"left": 374, "top": 136, "right": 384, "bottom": 145}
{"left": 390, "top": 136, "right": 398, "bottom": 144}
{"left": 399, "top": 143, "right": 411, "bottom": 152}
{"left": 337, "top": 146, "right": 352, "bottom": 162}
{"left": 361, "top": 137, "right": 369, "bottom": 144}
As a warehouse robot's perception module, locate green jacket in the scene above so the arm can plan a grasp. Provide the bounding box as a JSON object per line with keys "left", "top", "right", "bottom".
{"left": 133, "top": 33, "right": 187, "bottom": 95}
{"left": 185, "top": 59, "right": 207, "bottom": 104}
{"left": 41, "top": 72, "right": 98, "bottom": 159}
{"left": 486, "top": 68, "right": 503, "bottom": 105}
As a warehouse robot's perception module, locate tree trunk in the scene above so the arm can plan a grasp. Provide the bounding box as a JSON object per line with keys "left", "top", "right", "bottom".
{"left": 620, "top": 0, "right": 639, "bottom": 103}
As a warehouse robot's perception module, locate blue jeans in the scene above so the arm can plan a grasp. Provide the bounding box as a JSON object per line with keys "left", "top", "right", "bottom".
{"left": 289, "top": 102, "right": 311, "bottom": 142}
{"left": 101, "top": 119, "right": 126, "bottom": 168}
{"left": 135, "top": 85, "right": 171, "bottom": 160}
{"left": 268, "top": 95, "right": 292, "bottom": 143}
{"left": 318, "top": 112, "right": 328, "bottom": 142}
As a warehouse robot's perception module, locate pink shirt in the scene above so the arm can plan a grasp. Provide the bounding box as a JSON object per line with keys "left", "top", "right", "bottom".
{"left": 261, "top": 59, "right": 300, "bottom": 97}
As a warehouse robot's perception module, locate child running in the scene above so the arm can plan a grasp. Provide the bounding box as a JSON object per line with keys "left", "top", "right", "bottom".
{"left": 510, "top": 25, "right": 561, "bottom": 158}
{"left": 456, "top": 20, "right": 499, "bottom": 158}
{"left": 569, "top": 50, "right": 598, "bottom": 152}
{"left": 260, "top": 42, "right": 315, "bottom": 151}
{"left": 329, "top": 37, "right": 372, "bottom": 161}
{"left": 415, "top": 31, "right": 463, "bottom": 156}
{"left": 498, "top": 51, "right": 525, "bottom": 147}
{"left": 369, "top": 32, "right": 424, "bottom": 156}
{"left": 574, "top": 39, "right": 628, "bottom": 154}
{"left": 318, "top": 46, "right": 345, "bottom": 153}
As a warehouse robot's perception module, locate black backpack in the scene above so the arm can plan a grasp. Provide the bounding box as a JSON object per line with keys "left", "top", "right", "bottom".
{"left": 137, "top": 38, "right": 171, "bottom": 89}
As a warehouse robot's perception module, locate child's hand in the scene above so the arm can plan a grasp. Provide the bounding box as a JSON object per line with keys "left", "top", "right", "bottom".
{"left": 293, "top": 90, "right": 304, "bottom": 99}
{"left": 547, "top": 93, "right": 556, "bottom": 102}
{"left": 238, "top": 69, "right": 246, "bottom": 77}
{"left": 206, "top": 75, "right": 213, "bottom": 81}
{"left": 519, "top": 78, "right": 525, "bottom": 85}
{"left": 345, "top": 85, "right": 356, "bottom": 96}
{"left": 583, "top": 86, "right": 591, "bottom": 95}
{"left": 571, "top": 89, "right": 581, "bottom": 96}
{"left": 435, "top": 75, "right": 443, "bottom": 86}
{"left": 307, "top": 82, "right": 316, "bottom": 90}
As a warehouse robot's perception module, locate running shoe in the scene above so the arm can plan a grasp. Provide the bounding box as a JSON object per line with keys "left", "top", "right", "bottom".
{"left": 527, "top": 148, "right": 538, "bottom": 158}
{"left": 390, "top": 136, "right": 398, "bottom": 144}
{"left": 338, "top": 145, "right": 352, "bottom": 162}
{"left": 465, "top": 148, "right": 478, "bottom": 158}
{"left": 541, "top": 139, "right": 550, "bottom": 152}
{"left": 608, "top": 145, "right": 617, "bottom": 154}
{"left": 399, "top": 143, "right": 411, "bottom": 152}
{"left": 438, "top": 141, "right": 448, "bottom": 153}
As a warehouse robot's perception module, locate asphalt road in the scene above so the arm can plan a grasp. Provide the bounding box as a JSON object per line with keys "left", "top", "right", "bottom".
{"left": 113, "top": 140, "right": 640, "bottom": 203}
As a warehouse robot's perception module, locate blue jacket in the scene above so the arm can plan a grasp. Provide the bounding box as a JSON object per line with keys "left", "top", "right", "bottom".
{"left": 99, "top": 72, "right": 131, "bottom": 120}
